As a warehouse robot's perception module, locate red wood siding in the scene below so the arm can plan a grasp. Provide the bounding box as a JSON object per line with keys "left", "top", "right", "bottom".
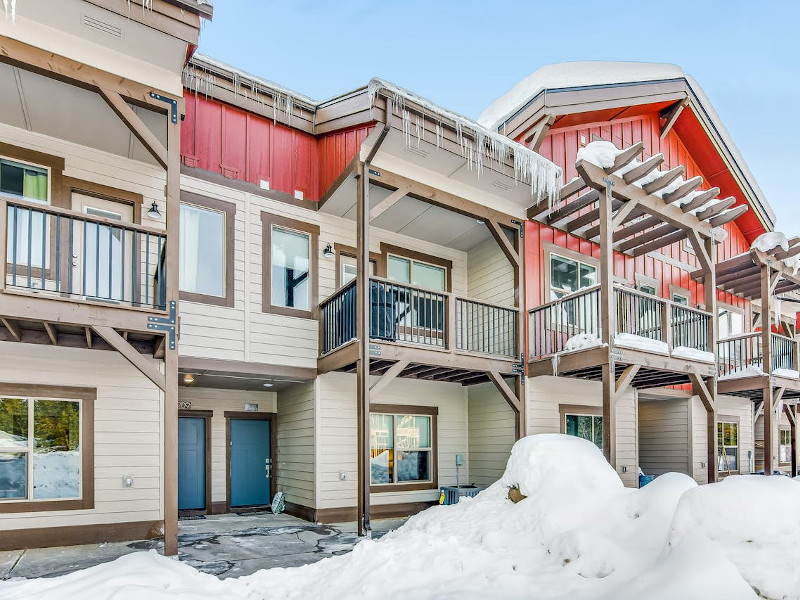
{"left": 526, "top": 113, "right": 749, "bottom": 318}
{"left": 181, "top": 92, "right": 372, "bottom": 201}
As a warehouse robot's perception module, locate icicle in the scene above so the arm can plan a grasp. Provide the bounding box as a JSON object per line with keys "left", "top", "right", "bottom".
{"left": 415, "top": 114, "right": 423, "bottom": 148}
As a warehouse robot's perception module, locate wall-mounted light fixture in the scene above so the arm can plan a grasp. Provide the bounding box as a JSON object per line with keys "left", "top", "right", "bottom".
{"left": 147, "top": 201, "right": 162, "bottom": 220}
{"left": 183, "top": 373, "right": 195, "bottom": 385}
{"left": 323, "top": 243, "right": 335, "bottom": 259}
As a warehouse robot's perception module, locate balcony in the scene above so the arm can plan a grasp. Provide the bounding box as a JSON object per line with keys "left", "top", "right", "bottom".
{"left": 528, "top": 284, "right": 716, "bottom": 387}
{"left": 319, "top": 277, "right": 519, "bottom": 383}
{"left": 717, "top": 332, "right": 800, "bottom": 399}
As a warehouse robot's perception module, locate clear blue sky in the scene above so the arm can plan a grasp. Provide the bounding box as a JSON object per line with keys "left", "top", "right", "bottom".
{"left": 199, "top": 0, "right": 798, "bottom": 229}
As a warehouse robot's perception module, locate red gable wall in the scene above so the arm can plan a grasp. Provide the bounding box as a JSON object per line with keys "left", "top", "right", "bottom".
{"left": 526, "top": 112, "right": 750, "bottom": 317}
{"left": 181, "top": 91, "right": 372, "bottom": 201}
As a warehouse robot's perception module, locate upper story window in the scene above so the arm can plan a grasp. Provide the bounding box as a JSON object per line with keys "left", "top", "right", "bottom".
{"left": 3, "top": 159, "right": 50, "bottom": 270}
{"left": 180, "top": 203, "right": 226, "bottom": 298}
{"left": 387, "top": 255, "right": 446, "bottom": 292}
{"left": 0, "top": 158, "right": 49, "bottom": 203}
{"left": 272, "top": 226, "right": 311, "bottom": 310}
{"left": 550, "top": 253, "right": 597, "bottom": 300}
{"left": 718, "top": 306, "right": 745, "bottom": 340}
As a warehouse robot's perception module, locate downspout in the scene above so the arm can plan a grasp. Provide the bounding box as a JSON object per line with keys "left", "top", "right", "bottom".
{"left": 358, "top": 93, "right": 392, "bottom": 539}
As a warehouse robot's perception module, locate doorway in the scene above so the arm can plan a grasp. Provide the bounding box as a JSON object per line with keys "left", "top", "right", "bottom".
{"left": 226, "top": 412, "right": 276, "bottom": 510}
{"left": 178, "top": 412, "right": 211, "bottom": 513}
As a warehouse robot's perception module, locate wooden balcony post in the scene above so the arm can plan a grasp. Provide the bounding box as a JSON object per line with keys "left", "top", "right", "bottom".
{"left": 661, "top": 301, "right": 672, "bottom": 350}
{"left": 355, "top": 161, "right": 371, "bottom": 537}
{"left": 446, "top": 293, "right": 456, "bottom": 352}
{"left": 0, "top": 197, "right": 6, "bottom": 292}
{"left": 598, "top": 177, "right": 616, "bottom": 467}
{"left": 517, "top": 220, "right": 527, "bottom": 438}
{"left": 704, "top": 235, "right": 718, "bottom": 483}
{"left": 761, "top": 264, "right": 774, "bottom": 475}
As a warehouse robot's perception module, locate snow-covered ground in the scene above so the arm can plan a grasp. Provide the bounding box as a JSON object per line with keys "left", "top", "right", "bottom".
{"left": 3, "top": 435, "right": 799, "bottom": 600}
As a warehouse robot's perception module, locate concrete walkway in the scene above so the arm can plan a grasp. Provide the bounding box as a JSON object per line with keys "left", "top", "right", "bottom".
{"left": 0, "top": 513, "right": 407, "bottom": 580}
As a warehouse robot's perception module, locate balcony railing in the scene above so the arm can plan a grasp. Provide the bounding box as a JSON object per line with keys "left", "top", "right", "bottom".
{"left": 319, "top": 277, "right": 518, "bottom": 359}
{"left": 718, "top": 332, "right": 798, "bottom": 378}
{"left": 528, "top": 284, "right": 712, "bottom": 360}
{"left": 3, "top": 197, "right": 167, "bottom": 310}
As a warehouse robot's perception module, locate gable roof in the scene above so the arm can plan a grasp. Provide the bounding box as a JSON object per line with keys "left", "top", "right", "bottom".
{"left": 478, "top": 61, "right": 775, "bottom": 240}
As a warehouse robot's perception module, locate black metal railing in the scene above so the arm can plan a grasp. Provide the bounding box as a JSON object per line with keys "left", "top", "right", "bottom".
{"left": 4, "top": 197, "right": 167, "bottom": 309}
{"left": 528, "top": 284, "right": 713, "bottom": 360}
{"left": 718, "top": 332, "right": 798, "bottom": 377}
{"left": 319, "top": 277, "right": 518, "bottom": 358}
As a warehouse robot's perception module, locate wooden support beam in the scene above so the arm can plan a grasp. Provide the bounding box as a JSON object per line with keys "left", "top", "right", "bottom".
{"left": 85, "top": 326, "right": 93, "bottom": 350}
{"left": 525, "top": 114, "right": 556, "bottom": 152}
{"left": 548, "top": 190, "right": 600, "bottom": 225}
{"left": 606, "top": 141, "right": 644, "bottom": 174}
{"left": 615, "top": 364, "right": 640, "bottom": 395}
{"left": 369, "top": 186, "right": 409, "bottom": 222}
{"left": 660, "top": 98, "right": 689, "bottom": 139}
{"left": 663, "top": 176, "right": 703, "bottom": 204}
{"left": 642, "top": 166, "right": 685, "bottom": 195}
{"left": 153, "top": 335, "right": 166, "bottom": 359}
{"left": 696, "top": 197, "right": 735, "bottom": 221}
{"left": 689, "top": 373, "right": 715, "bottom": 412}
{"left": 487, "top": 221, "right": 519, "bottom": 266}
{"left": 92, "top": 325, "right": 166, "bottom": 392}
{"left": 709, "top": 205, "right": 748, "bottom": 228}
{"left": 616, "top": 223, "right": 677, "bottom": 252}
{"left": 487, "top": 370, "right": 521, "bottom": 413}
{"left": 610, "top": 199, "right": 641, "bottom": 230}
{"left": 773, "top": 244, "right": 800, "bottom": 261}
{"left": 762, "top": 265, "right": 775, "bottom": 476}
{"left": 632, "top": 230, "right": 687, "bottom": 257}
{"left": 369, "top": 360, "right": 409, "bottom": 396}
{"left": 43, "top": 322, "right": 58, "bottom": 346}
{"left": 680, "top": 187, "right": 719, "bottom": 213}
{"left": 0, "top": 318, "right": 21, "bottom": 341}
{"left": 622, "top": 153, "right": 664, "bottom": 184}
{"left": 611, "top": 215, "right": 662, "bottom": 242}
{"left": 687, "top": 229, "right": 713, "bottom": 274}
{"left": 567, "top": 197, "right": 622, "bottom": 233}
{"left": 527, "top": 177, "right": 587, "bottom": 219}
{"left": 356, "top": 161, "right": 371, "bottom": 538}
{"left": 98, "top": 88, "right": 169, "bottom": 169}
{"left": 784, "top": 403, "right": 796, "bottom": 427}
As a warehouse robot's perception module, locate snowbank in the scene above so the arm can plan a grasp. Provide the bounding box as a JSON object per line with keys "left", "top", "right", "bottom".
{"left": 671, "top": 346, "right": 716, "bottom": 363}
{"left": 614, "top": 332, "right": 669, "bottom": 354}
{"left": 4, "top": 435, "right": 799, "bottom": 600}
{"left": 720, "top": 364, "right": 765, "bottom": 380}
{"left": 563, "top": 332, "right": 603, "bottom": 352}
{"left": 773, "top": 367, "right": 800, "bottom": 380}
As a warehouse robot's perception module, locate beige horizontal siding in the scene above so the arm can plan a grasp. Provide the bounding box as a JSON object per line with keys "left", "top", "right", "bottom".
{"left": 638, "top": 399, "right": 690, "bottom": 476}
{"left": 692, "top": 394, "right": 754, "bottom": 483}
{"left": 277, "top": 381, "right": 316, "bottom": 508}
{"left": 468, "top": 381, "right": 515, "bottom": 486}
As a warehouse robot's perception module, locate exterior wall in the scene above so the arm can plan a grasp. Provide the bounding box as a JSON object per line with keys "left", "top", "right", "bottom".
{"left": 638, "top": 398, "right": 691, "bottom": 477}
{"left": 276, "top": 381, "right": 316, "bottom": 510}
{"left": 314, "top": 372, "right": 468, "bottom": 510}
{"left": 526, "top": 376, "right": 638, "bottom": 487}
{"left": 467, "top": 381, "right": 515, "bottom": 486}
{"left": 466, "top": 238, "right": 515, "bottom": 307}
{"left": 753, "top": 410, "right": 792, "bottom": 475}
{"left": 177, "top": 387, "right": 276, "bottom": 508}
{"left": 0, "top": 342, "right": 163, "bottom": 530}
{"left": 179, "top": 172, "right": 469, "bottom": 369}
{"left": 181, "top": 92, "right": 371, "bottom": 201}
{"left": 692, "top": 394, "right": 754, "bottom": 483}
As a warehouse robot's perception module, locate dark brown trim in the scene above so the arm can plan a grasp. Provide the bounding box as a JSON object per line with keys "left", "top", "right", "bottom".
{"left": 179, "top": 356, "right": 316, "bottom": 380}
{"left": 64, "top": 177, "right": 144, "bottom": 224}
{"left": 283, "top": 500, "right": 317, "bottom": 522}
{"left": 379, "top": 243, "right": 453, "bottom": 292}
{"left": 313, "top": 501, "right": 436, "bottom": 524}
{"left": 224, "top": 411, "right": 277, "bottom": 513}
{"left": 179, "top": 191, "right": 236, "bottom": 308}
{"left": 261, "top": 212, "right": 320, "bottom": 319}
{"left": 0, "top": 142, "right": 68, "bottom": 207}
{"left": 369, "top": 404, "right": 438, "bottom": 494}
{"left": 0, "top": 383, "right": 95, "bottom": 513}
{"left": 178, "top": 410, "right": 213, "bottom": 515}
{"left": 0, "top": 519, "right": 163, "bottom": 551}
{"left": 211, "top": 501, "right": 227, "bottom": 515}
{"left": 181, "top": 165, "right": 319, "bottom": 211}
{"left": 333, "top": 242, "right": 380, "bottom": 285}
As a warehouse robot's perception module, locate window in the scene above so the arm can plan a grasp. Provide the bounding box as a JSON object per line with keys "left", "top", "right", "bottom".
{"left": 672, "top": 294, "right": 689, "bottom": 306}
{"left": 639, "top": 284, "right": 657, "bottom": 296}
{"left": 0, "top": 397, "right": 80, "bottom": 501}
{"left": 387, "top": 255, "right": 446, "bottom": 292}
{"left": 262, "top": 213, "right": 319, "bottom": 317}
{"left": 550, "top": 253, "right": 597, "bottom": 300}
{"left": 565, "top": 413, "right": 603, "bottom": 449}
{"left": 718, "top": 306, "right": 745, "bottom": 340}
{"left": 717, "top": 421, "right": 739, "bottom": 473}
{"left": 180, "top": 203, "right": 225, "bottom": 298}
{"left": 3, "top": 158, "right": 50, "bottom": 270}
{"left": 669, "top": 284, "right": 691, "bottom": 307}
{"left": 780, "top": 429, "right": 792, "bottom": 464}
{"left": 370, "top": 409, "right": 436, "bottom": 489}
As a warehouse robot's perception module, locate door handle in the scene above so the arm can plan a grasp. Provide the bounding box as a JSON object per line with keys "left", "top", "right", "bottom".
{"left": 265, "top": 457, "right": 272, "bottom": 478}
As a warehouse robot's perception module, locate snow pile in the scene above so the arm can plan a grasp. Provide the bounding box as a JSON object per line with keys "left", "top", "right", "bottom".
{"left": 773, "top": 367, "right": 800, "bottom": 380}
{"left": 752, "top": 232, "right": 789, "bottom": 254}
{"left": 8, "top": 435, "right": 800, "bottom": 600}
{"left": 614, "top": 332, "right": 669, "bottom": 354}
{"left": 720, "top": 364, "right": 766, "bottom": 380}
{"left": 576, "top": 140, "right": 619, "bottom": 169}
{"left": 563, "top": 332, "right": 603, "bottom": 352}
{"left": 672, "top": 346, "right": 716, "bottom": 363}
{"left": 669, "top": 475, "right": 800, "bottom": 599}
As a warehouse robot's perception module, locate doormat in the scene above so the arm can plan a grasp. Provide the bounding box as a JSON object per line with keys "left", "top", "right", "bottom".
{"left": 235, "top": 510, "right": 271, "bottom": 516}
{"left": 179, "top": 515, "right": 207, "bottom": 521}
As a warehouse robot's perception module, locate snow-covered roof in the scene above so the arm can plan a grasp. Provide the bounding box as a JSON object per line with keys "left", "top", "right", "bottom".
{"left": 478, "top": 61, "right": 685, "bottom": 130}
{"left": 478, "top": 61, "right": 775, "bottom": 229}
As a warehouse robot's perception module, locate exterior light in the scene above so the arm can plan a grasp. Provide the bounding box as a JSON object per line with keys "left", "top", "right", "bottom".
{"left": 183, "top": 373, "right": 195, "bottom": 385}
{"left": 147, "top": 201, "right": 162, "bottom": 220}
{"left": 323, "top": 243, "right": 335, "bottom": 259}
{"left": 263, "top": 382, "right": 274, "bottom": 388}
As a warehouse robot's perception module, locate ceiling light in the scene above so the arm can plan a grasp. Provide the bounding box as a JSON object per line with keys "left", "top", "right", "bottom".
{"left": 147, "top": 201, "right": 162, "bottom": 220}
{"left": 323, "top": 243, "right": 335, "bottom": 259}
{"left": 263, "top": 382, "right": 274, "bottom": 388}
{"left": 183, "top": 373, "right": 195, "bottom": 385}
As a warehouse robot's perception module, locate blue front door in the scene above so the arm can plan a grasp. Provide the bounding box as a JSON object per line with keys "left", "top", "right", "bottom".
{"left": 178, "top": 417, "right": 206, "bottom": 510}
{"left": 230, "top": 418, "right": 271, "bottom": 507}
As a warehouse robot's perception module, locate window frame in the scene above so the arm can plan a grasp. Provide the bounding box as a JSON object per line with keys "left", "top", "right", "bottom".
{"left": 333, "top": 243, "right": 379, "bottom": 289}
{"left": 779, "top": 427, "right": 793, "bottom": 466}
{"left": 178, "top": 192, "right": 236, "bottom": 308}
{"left": 0, "top": 383, "right": 94, "bottom": 513}
{"left": 635, "top": 273, "right": 660, "bottom": 297}
{"left": 544, "top": 243, "right": 600, "bottom": 301}
{"left": 379, "top": 243, "right": 452, "bottom": 293}
{"left": 717, "top": 302, "right": 746, "bottom": 340}
{"left": 668, "top": 283, "right": 692, "bottom": 307}
{"left": 559, "top": 404, "right": 603, "bottom": 450}
{"left": 717, "top": 416, "right": 740, "bottom": 475}
{"left": 369, "top": 404, "right": 438, "bottom": 493}
{"left": 261, "top": 212, "right": 319, "bottom": 318}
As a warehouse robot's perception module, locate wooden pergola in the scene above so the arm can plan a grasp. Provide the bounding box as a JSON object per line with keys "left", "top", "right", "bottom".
{"left": 529, "top": 140, "right": 748, "bottom": 483}
{"left": 693, "top": 243, "right": 800, "bottom": 475}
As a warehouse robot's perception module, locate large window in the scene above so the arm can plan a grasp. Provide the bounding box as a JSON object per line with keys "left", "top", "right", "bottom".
{"left": 271, "top": 226, "right": 311, "bottom": 310}
{"left": 718, "top": 306, "right": 745, "bottom": 340}
{"left": 387, "top": 255, "right": 446, "bottom": 292}
{"left": 780, "top": 429, "right": 792, "bottom": 464}
{"left": 549, "top": 253, "right": 596, "bottom": 300}
{"left": 565, "top": 413, "right": 603, "bottom": 449}
{"left": 2, "top": 158, "right": 49, "bottom": 270}
{"left": 0, "top": 397, "right": 81, "bottom": 501}
{"left": 718, "top": 421, "right": 738, "bottom": 473}
{"left": 180, "top": 203, "right": 226, "bottom": 297}
{"left": 370, "top": 409, "right": 436, "bottom": 489}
